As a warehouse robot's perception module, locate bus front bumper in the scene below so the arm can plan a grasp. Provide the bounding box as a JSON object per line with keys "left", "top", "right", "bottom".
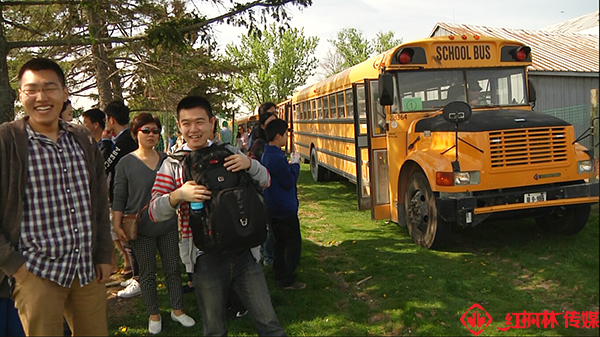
{"left": 436, "top": 181, "right": 599, "bottom": 228}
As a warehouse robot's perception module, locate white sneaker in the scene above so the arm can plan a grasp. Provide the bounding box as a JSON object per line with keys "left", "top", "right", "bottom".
{"left": 171, "top": 311, "right": 195, "bottom": 327}
{"left": 117, "top": 279, "right": 141, "bottom": 298}
{"left": 148, "top": 316, "right": 162, "bottom": 334}
{"left": 120, "top": 278, "right": 135, "bottom": 287}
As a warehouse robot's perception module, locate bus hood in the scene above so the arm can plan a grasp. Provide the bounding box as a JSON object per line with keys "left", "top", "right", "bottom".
{"left": 414, "top": 109, "right": 571, "bottom": 133}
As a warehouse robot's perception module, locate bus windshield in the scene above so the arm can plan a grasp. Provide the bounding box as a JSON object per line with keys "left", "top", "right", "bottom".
{"left": 395, "top": 67, "right": 527, "bottom": 112}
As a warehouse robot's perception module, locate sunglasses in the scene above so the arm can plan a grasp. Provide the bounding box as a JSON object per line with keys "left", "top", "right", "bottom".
{"left": 138, "top": 128, "right": 160, "bottom": 134}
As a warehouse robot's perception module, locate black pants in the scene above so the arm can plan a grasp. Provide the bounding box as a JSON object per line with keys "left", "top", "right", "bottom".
{"left": 271, "top": 215, "right": 302, "bottom": 287}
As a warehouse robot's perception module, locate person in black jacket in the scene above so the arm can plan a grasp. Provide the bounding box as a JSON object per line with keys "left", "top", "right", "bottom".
{"left": 101, "top": 100, "right": 142, "bottom": 297}
{"left": 102, "top": 100, "right": 138, "bottom": 201}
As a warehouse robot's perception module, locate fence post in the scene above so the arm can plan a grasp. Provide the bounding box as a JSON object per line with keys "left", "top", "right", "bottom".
{"left": 591, "top": 89, "right": 598, "bottom": 182}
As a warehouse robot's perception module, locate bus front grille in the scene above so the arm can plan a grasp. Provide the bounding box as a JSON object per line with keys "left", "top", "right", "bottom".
{"left": 489, "top": 127, "right": 568, "bottom": 168}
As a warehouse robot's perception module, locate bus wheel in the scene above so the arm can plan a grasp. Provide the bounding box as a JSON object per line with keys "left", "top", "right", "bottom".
{"left": 535, "top": 205, "right": 590, "bottom": 235}
{"left": 404, "top": 173, "right": 450, "bottom": 249}
{"left": 310, "top": 147, "right": 328, "bottom": 182}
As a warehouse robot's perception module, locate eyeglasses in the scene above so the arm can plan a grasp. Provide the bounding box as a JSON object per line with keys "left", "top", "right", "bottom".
{"left": 20, "top": 84, "right": 61, "bottom": 96}
{"left": 138, "top": 128, "right": 160, "bottom": 134}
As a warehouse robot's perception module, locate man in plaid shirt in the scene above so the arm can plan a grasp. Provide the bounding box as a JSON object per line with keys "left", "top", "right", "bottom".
{"left": 0, "top": 58, "right": 113, "bottom": 336}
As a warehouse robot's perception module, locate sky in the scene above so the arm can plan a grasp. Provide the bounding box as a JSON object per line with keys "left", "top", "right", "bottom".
{"left": 210, "top": 0, "right": 598, "bottom": 60}
{"left": 75, "top": 0, "right": 599, "bottom": 112}
{"left": 202, "top": 0, "right": 598, "bottom": 113}
{"left": 209, "top": 0, "right": 598, "bottom": 55}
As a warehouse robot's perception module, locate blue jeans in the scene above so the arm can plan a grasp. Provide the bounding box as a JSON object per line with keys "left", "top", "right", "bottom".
{"left": 271, "top": 215, "right": 302, "bottom": 288}
{"left": 261, "top": 228, "right": 274, "bottom": 263}
{"left": 0, "top": 298, "right": 24, "bottom": 337}
{"left": 193, "top": 249, "right": 286, "bottom": 336}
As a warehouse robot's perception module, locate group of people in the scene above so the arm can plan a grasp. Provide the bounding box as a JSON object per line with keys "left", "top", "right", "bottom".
{"left": 0, "top": 57, "right": 305, "bottom": 337}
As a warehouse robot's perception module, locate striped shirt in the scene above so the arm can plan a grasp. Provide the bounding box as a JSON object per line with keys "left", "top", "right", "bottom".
{"left": 150, "top": 155, "right": 192, "bottom": 239}
{"left": 20, "top": 122, "right": 95, "bottom": 288}
{"left": 148, "top": 142, "right": 271, "bottom": 271}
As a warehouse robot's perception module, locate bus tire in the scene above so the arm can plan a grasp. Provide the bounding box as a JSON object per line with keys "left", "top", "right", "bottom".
{"left": 405, "top": 173, "right": 450, "bottom": 249}
{"left": 310, "top": 147, "right": 328, "bottom": 182}
{"left": 535, "top": 204, "right": 590, "bottom": 235}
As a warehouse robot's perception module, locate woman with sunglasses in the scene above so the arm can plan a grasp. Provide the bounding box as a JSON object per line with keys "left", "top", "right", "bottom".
{"left": 112, "top": 113, "right": 195, "bottom": 334}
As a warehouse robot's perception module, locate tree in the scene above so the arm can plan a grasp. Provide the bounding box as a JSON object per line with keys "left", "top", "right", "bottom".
{"left": 0, "top": 0, "right": 313, "bottom": 124}
{"left": 226, "top": 23, "right": 318, "bottom": 112}
{"left": 330, "top": 28, "right": 372, "bottom": 71}
{"left": 320, "top": 28, "right": 402, "bottom": 78}
{"left": 372, "top": 31, "right": 403, "bottom": 54}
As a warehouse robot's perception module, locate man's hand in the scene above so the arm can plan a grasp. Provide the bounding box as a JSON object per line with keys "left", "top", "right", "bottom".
{"left": 224, "top": 153, "right": 251, "bottom": 172}
{"left": 96, "top": 263, "right": 113, "bottom": 283}
{"left": 101, "top": 129, "right": 113, "bottom": 140}
{"left": 170, "top": 181, "right": 212, "bottom": 207}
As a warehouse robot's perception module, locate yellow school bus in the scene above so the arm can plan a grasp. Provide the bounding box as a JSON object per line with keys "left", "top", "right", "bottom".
{"left": 234, "top": 113, "right": 259, "bottom": 132}
{"left": 281, "top": 35, "right": 599, "bottom": 249}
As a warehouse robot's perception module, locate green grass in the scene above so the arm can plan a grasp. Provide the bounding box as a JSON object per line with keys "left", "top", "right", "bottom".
{"left": 109, "top": 164, "right": 599, "bottom": 336}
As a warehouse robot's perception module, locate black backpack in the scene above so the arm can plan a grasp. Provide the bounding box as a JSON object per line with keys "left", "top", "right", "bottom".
{"left": 181, "top": 144, "right": 268, "bottom": 253}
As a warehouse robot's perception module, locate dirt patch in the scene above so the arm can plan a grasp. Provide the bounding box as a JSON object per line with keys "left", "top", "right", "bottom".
{"left": 105, "top": 274, "right": 137, "bottom": 319}
{"left": 369, "top": 312, "right": 390, "bottom": 323}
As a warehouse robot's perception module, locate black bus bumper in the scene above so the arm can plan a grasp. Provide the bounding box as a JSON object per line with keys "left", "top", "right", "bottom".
{"left": 437, "top": 181, "right": 599, "bottom": 228}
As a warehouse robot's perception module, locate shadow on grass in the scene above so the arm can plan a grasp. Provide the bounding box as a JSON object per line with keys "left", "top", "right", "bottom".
{"left": 108, "top": 165, "right": 598, "bottom": 336}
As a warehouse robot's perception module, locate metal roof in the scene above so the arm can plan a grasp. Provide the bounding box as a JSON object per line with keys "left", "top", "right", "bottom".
{"left": 430, "top": 22, "right": 599, "bottom": 74}
{"left": 542, "top": 11, "right": 599, "bottom": 34}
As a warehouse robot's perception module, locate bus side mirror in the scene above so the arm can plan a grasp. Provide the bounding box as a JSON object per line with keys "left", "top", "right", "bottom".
{"left": 378, "top": 73, "right": 394, "bottom": 106}
{"left": 528, "top": 80, "right": 537, "bottom": 103}
{"left": 443, "top": 101, "right": 472, "bottom": 124}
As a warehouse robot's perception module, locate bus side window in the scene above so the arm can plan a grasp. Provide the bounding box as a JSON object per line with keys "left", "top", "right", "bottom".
{"left": 345, "top": 89, "right": 354, "bottom": 118}
{"left": 337, "top": 92, "right": 345, "bottom": 118}
{"left": 369, "top": 80, "right": 386, "bottom": 136}
{"left": 357, "top": 84, "right": 366, "bottom": 119}
{"left": 318, "top": 98, "right": 323, "bottom": 119}
{"left": 329, "top": 94, "right": 337, "bottom": 119}
{"left": 323, "top": 96, "right": 330, "bottom": 118}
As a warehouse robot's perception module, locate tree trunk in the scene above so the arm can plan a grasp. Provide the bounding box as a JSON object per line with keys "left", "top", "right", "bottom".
{"left": 87, "top": 6, "right": 113, "bottom": 110}
{"left": 107, "top": 45, "right": 123, "bottom": 101}
{"left": 0, "top": 26, "right": 16, "bottom": 124}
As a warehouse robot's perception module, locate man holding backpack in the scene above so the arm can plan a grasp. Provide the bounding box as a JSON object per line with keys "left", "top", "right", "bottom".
{"left": 148, "top": 96, "right": 286, "bottom": 336}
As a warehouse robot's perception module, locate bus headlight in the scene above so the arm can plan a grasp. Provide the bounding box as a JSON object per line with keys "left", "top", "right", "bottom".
{"left": 578, "top": 160, "right": 593, "bottom": 174}
{"left": 454, "top": 171, "right": 480, "bottom": 185}
{"left": 436, "top": 171, "right": 480, "bottom": 186}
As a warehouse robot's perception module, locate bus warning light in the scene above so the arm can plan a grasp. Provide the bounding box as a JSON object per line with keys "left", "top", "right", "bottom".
{"left": 516, "top": 47, "right": 530, "bottom": 61}
{"left": 398, "top": 49, "right": 414, "bottom": 64}
{"left": 448, "top": 35, "right": 455, "bottom": 40}
{"left": 461, "top": 34, "right": 468, "bottom": 40}
{"left": 474, "top": 35, "right": 480, "bottom": 40}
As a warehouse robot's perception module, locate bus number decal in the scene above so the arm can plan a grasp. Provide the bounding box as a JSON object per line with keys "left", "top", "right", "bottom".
{"left": 390, "top": 114, "right": 408, "bottom": 121}
{"left": 436, "top": 44, "right": 491, "bottom": 61}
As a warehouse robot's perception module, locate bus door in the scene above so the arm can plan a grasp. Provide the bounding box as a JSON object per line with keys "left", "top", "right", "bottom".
{"left": 285, "top": 102, "right": 294, "bottom": 154}
{"left": 364, "top": 79, "right": 391, "bottom": 220}
{"left": 353, "top": 82, "right": 371, "bottom": 210}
